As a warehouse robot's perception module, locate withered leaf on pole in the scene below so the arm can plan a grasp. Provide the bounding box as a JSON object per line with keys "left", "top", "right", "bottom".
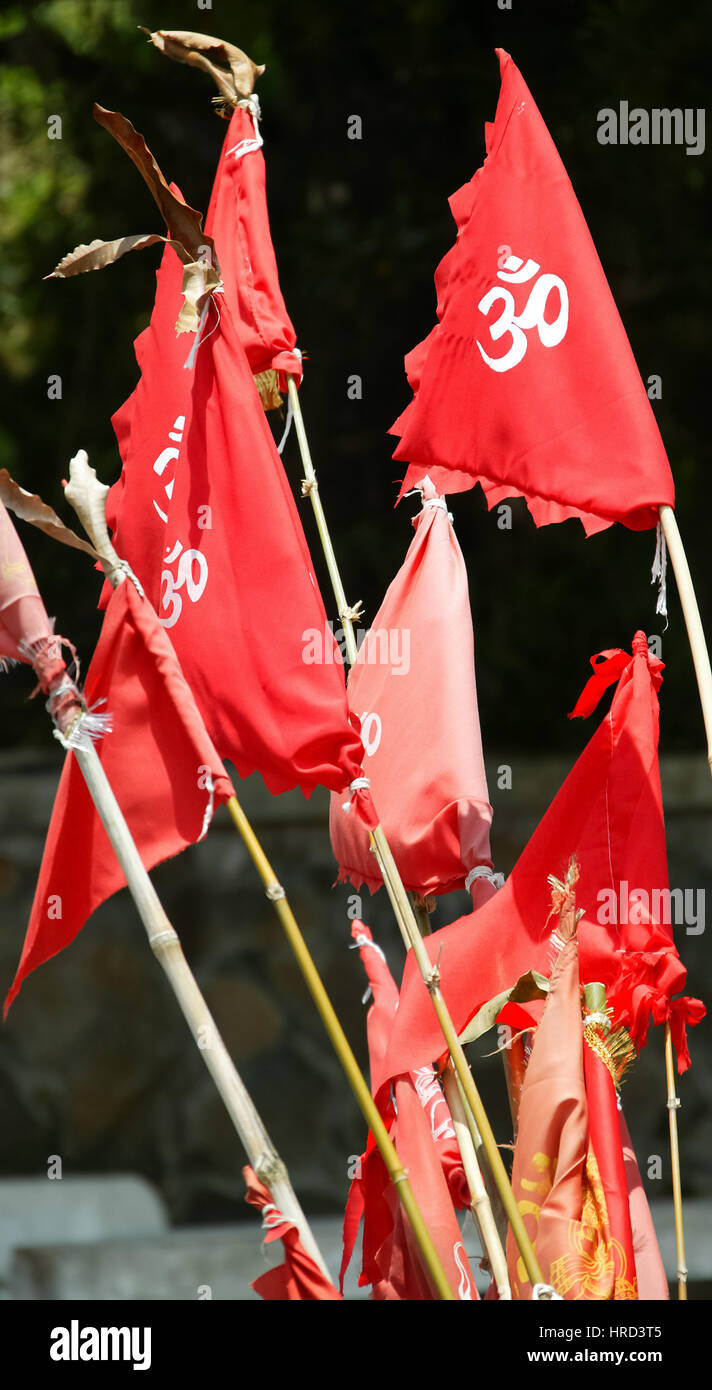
{"left": 45, "top": 234, "right": 164, "bottom": 280}
{"left": 140, "top": 28, "right": 264, "bottom": 111}
{"left": 0, "top": 469, "right": 102, "bottom": 563}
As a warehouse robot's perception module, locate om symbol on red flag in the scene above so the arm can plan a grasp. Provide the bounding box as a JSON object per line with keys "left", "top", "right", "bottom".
{"left": 476, "top": 251, "right": 569, "bottom": 373}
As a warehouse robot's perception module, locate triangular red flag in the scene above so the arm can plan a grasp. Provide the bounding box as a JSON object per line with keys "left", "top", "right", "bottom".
{"left": 329, "top": 477, "right": 494, "bottom": 899}
{"left": 104, "top": 237, "right": 371, "bottom": 806}
{"left": 390, "top": 50, "right": 674, "bottom": 535}
{"left": 5, "top": 580, "right": 235, "bottom": 1013}
{"left": 244, "top": 1166, "right": 341, "bottom": 1301}
{"left": 383, "top": 633, "right": 703, "bottom": 1081}
{"left": 204, "top": 99, "right": 303, "bottom": 393}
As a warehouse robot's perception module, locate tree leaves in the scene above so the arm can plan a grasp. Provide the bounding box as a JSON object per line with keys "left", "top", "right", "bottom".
{"left": 140, "top": 28, "right": 265, "bottom": 111}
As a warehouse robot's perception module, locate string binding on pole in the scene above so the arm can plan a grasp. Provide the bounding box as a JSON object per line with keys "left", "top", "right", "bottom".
{"left": 229, "top": 94, "right": 264, "bottom": 159}
{"left": 342, "top": 776, "right": 370, "bottom": 812}
{"left": 651, "top": 520, "right": 668, "bottom": 628}
{"left": 465, "top": 865, "right": 505, "bottom": 893}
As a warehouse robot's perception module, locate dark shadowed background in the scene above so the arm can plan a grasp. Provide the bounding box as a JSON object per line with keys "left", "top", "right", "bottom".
{"left": 0, "top": 0, "right": 710, "bottom": 1262}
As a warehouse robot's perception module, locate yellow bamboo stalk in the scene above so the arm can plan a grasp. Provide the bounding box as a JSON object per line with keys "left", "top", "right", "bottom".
{"left": 664, "top": 1022, "right": 687, "bottom": 1300}
{"left": 286, "top": 379, "right": 545, "bottom": 1290}
{"left": 659, "top": 505, "right": 712, "bottom": 775}
{"left": 225, "top": 793, "right": 456, "bottom": 1300}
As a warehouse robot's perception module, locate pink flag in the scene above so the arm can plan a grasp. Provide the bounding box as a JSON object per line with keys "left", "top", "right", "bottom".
{"left": 329, "top": 478, "right": 494, "bottom": 899}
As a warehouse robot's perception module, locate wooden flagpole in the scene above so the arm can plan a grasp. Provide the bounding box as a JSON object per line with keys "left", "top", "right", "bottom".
{"left": 285, "top": 381, "right": 547, "bottom": 1292}
{"left": 658, "top": 504, "right": 712, "bottom": 775}
{"left": 65, "top": 450, "right": 455, "bottom": 1302}
{"left": 664, "top": 1021, "right": 688, "bottom": 1300}
{"left": 412, "top": 900, "right": 511, "bottom": 1295}
{"left": 59, "top": 454, "right": 329, "bottom": 1280}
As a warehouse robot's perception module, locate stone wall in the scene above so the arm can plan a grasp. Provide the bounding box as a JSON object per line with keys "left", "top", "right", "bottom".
{"left": 0, "top": 751, "right": 709, "bottom": 1227}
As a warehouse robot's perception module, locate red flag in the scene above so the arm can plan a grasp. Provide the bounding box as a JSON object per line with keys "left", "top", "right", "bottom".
{"left": 244, "top": 1166, "right": 341, "bottom": 1301}
{"left": 5, "top": 579, "right": 235, "bottom": 1013}
{"left": 204, "top": 99, "right": 302, "bottom": 395}
{"left": 390, "top": 50, "right": 674, "bottom": 535}
{"left": 507, "top": 902, "right": 638, "bottom": 1300}
{"left": 329, "top": 478, "right": 495, "bottom": 899}
{"left": 383, "top": 632, "right": 702, "bottom": 1082}
{"left": 340, "top": 924, "right": 477, "bottom": 1301}
{"left": 104, "top": 239, "right": 370, "bottom": 805}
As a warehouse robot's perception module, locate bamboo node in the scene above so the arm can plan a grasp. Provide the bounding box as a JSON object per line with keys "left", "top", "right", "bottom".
{"left": 255, "top": 1152, "right": 287, "bottom": 1186}
{"left": 148, "top": 928, "right": 180, "bottom": 954}
{"left": 265, "top": 882, "right": 286, "bottom": 901}
{"left": 301, "top": 478, "right": 316, "bottom": 497}
{"left": 390, "top": 1170, "right": 409, "bottom": 1186}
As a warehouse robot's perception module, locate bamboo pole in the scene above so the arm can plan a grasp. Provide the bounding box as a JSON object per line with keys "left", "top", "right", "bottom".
{"left": 70, "top": 738, "right": 329, "bottom": 1278}
{"left": 659, "top": 505, "right": 712, "bottom": 775}
{"left": 442, "top": 1065, "right": 511, "bottom": 1299}
{"left": 225, "top": 793, "right": 455, "bottom": 1300}
{"left": 285, "top": 381, "right": 545, "bottom": 1290}
{"left": 413, "top": 899, "right": 511, "bottom": 1294}
{"left": 664, "top": 1021, "right": 687, "bottom": 1300}
{"left": 61, "top": 450, "right": 330, "bottom": 1276}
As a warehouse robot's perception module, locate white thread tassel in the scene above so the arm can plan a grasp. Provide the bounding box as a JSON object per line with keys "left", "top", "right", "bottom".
{"left": 651, "top": 520, "right": 668, "bottom": 626}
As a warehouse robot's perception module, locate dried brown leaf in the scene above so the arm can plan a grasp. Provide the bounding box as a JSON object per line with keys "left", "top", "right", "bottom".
{"left": 92, "top": 105, "right": 218, "bottom": 269}
{"left": 46, "top": 233, "right": 164, "bottom": 280}
{"left": 0, "top": 470, "right": 102, "bottom": 563}
{"left": 141, "top": 27, "right": 265, "bottom": 107}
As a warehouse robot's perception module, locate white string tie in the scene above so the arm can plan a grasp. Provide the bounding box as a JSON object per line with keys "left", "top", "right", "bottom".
{"left": 197, "top": 769, "right": 215, "bottom": 843}
{"left": 465, "top": 865, "right": 505, "bottom": 894}
{"left": 350, "top": 933, "right": 387, "bottom": 1004}
{"left": 404, "top": 479, "right": 453, "bottom": 522}
{"left": 342, "top": 776, "right": 370, "bottom": 813}
{"left": 52, "top": 697, "right": 113, "bottom": 752}
{"left": 651, "top": 520, "right": 668, "bottom": 628}
{"left": 532, "top": 1283, "right": 563, "bottom": 1301}
{"left": 229, "top": 94, "right": 264, "bottom": 159}
{"left": 184, "top": 294, "right": 222, "bottom": 371}
{"left": 583, "top": 1011, "right": 610, "bottom": 1032}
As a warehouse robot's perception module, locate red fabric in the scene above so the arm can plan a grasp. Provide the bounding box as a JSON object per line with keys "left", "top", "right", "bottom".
{"left": 618, "top": 1111, "right": 669, "bottom": 1300}
{"left": 103, "top": 236, "right": 369, "bottom": 803}
{"left": 340, "top": 923, "right": 477, "bottom": 1301}
{"left": 329, "top": 478, "right": 493, "bottom": 898}
{"left": 204, "top": 105, "right": 302, "bottom": 387}
{"left": 243, "top": 1166, "right": 341, "bottom": 1301}
{"left": 583, "top": 1040, "right": 637, "bottom": 1287}
{"left": 5, "top": 581, "right": 235, "bottom": 1012}
{"left": 383, "top": 633, "right": 702, "bottom": 1081}
{"left": 390, "top": 50, "right": 674, "bottom": 535}
{"left": 0, "top": 501, "right": 65, "bottom": 689}
{"left": 507, "top": 919, "right": 638, "bottom": 1299}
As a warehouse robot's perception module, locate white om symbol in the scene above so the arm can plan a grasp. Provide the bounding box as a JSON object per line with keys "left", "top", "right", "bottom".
{"left": 159, "top": 540, "right": 208, "bottom": 629}
{"left": 476, "top": 253, "right": 569, "bottom": 373}
{"left": 359, "top": 711, "right": 382, "bottom": 758}
{"left": 153, "top": 415, "right": 185, "bottom": 523}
